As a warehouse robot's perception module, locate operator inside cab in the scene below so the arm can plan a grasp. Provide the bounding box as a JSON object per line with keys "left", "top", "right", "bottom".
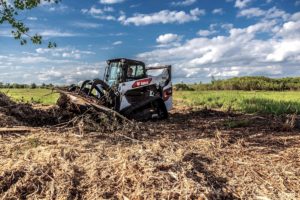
{"left": 127, "top": 67, "right": 134, "bottom": 81}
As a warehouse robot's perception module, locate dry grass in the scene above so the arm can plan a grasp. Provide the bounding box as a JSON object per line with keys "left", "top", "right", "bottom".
{"left": 0, "top": 94, "right": 300, "bottom": 199}
{"left": 1, "top": 128, "right": 299, "bottom": 199}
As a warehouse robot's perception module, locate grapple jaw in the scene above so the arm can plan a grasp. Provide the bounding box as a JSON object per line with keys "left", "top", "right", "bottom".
{"left": 65, "top": 79, "right": 119, "bottom": 110}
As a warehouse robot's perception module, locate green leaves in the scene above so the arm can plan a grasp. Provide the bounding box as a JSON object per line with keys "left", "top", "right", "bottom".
{"left": 47, "top": 41, "right": 57, "bottom": 48}
{"left": 0, "top": 0, "right": 60, "bottom": 48}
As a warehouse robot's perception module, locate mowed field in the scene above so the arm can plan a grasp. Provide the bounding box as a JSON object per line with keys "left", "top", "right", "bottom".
{"left": 0, "top": 88, "right": 300, "bottom": 199}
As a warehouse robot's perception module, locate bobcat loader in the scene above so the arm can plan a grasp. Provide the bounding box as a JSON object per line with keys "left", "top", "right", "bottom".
{"left": 59, "top": 58, "right": 172, "bottom": 121}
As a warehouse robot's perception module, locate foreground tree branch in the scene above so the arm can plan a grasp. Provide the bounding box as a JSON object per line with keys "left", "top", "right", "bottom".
{"left": 0, "top": 0, "right": 60, "bottom": 47}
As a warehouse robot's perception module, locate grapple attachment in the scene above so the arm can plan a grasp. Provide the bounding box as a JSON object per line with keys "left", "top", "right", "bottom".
{"left": 67, "top": 79, "right": 119, "bottom": 110}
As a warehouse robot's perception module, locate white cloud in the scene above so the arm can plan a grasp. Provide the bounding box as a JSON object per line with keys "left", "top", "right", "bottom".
{"left": 235, "top": 0, "right": 252, "bottom": 9}
{"left": 0, "top": 28, "right": 80, "bottom": 38}
{"left": 290, "top": 12, "right": 300, "bottom": 21}
{"left": 197, "top": 23, "right": 218, "bottom": 37}
{"left": 36, "top": 47, "right": 95, "bottom": 59}
{"left": 27, "top": 17, "right": 38, "bottom": 21}
{"left": 36, "top": 64, "right": 103, "bottom": 84}
{"left": 99, "top": 0, "right": 124, "bottom": 4}
{"left": 0, "top": 29, "right": 12, "bottom": 37}
{"left": 113, "top": 41, "right": 123, "bottom": 45}
{"left": 40, "top": 2, "right": 69, "bottom": 13}
{"left": 197, "top": 30, "right": 216, "bottom": 37}
{"left": 73, "top": 22, "right": 102, "bottom": 29}
{"left": 0, "top": 51, "right": 103, "bottom": 84}
{"left": 81, "top": 6, "right": 103, "bottom": 15}
{"left": 266, "top": 39, "right": 300, "bottom": 62}
{"left": 171, "top": 0, "right": 197, "bottom": 6}
{"left": 48, "top": 4, "right": 68, "bottom": 12}
{"left": 109, "top": 32, "right": 126, "bottom": 36}
{"left": 221, "top": 23, "right": 234, "bottom": 30}
{"left": 96, "top": 15, "right": 116, "bottom": 20}
{"left": 295, "top": 1, "right": 300, "bottom": 6}
{"left": 156, "top": 33, "right": 181, "bottom": 44}
{"left": 238, "top": 7, "right": 265, "bottom": 17}
{"left": 136, "top": 15, "right": 300, "bottom": 81}
{"left": 103, "top": 6, "right": 114, "bottom": 12}
{"left": 39, "top": 30, "right": 79, "bottom": 37}
{"left": 238, "top": 7, "right": 289, "bottom": 20}
{"left": 190, "top": 8, "right": 205, "bottom": 16}
{"left": 19, "top": 56, "right": 50, "bottom": 64}
{"left": 81, "top": 6, "right": 116, "bottom": 21}
{"left": 38, "top": 69, "right": 62, "bottom": 81}
{"left": 276, "top": 20, "right": 300, "bottom": 39}
{"left": 212, "top": 8, "right": 224, "bottom": 15}
{"left": 119, "top": 8, "right": 205, "bottom": 26}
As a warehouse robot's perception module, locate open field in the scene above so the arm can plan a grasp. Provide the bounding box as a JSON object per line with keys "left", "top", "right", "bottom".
{"left": 0, "top": 89, "right": 300, "bottom": 199}
{"left": 0, "top": 88, "right": 59, "bottom": 105}
{"left": 2, "top": 89, "right": 300, "bottom": 115}
{"left": 176, "top": 90, "right": 300, "bottom": 115}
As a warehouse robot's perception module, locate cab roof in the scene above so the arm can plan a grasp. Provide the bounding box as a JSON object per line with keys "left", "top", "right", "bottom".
{"left": 107, "top": 58, "right": 145, "bottom": 66}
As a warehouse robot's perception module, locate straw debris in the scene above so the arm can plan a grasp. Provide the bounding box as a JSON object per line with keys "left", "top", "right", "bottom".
{"left": 0, "top": 93, "right": 300, "bottom": 199}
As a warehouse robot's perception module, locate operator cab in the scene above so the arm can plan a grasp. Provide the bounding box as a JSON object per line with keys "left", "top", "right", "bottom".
{"left": 104, "top": 58, "right": 147, "bottom": 86}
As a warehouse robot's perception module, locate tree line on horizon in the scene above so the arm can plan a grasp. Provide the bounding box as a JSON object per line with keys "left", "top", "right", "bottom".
{"left": 0, "top": 82, "right": 55, "bottom": 89}
{"left": 175, "top": 76, "right": 300, "bottom": 91}
{"left": 2, "top": 76, "right": 300, "bottom": 91}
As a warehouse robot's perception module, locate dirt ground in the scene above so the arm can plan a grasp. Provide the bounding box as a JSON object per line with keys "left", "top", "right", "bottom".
{"left": 0, "top": 95, "right": 300, "bottom": 199}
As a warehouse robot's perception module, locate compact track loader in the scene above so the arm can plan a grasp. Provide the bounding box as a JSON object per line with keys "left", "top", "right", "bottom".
{"left": 58, "top": 58, "right": 172, "bottom": 121}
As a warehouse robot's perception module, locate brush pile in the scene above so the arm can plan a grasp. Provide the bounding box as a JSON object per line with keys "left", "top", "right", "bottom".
{"left": 0, "top": 92, "right": 70, "bottom": 127}
{"left": 0, "top": 92, "right": 134, "bottom": 133}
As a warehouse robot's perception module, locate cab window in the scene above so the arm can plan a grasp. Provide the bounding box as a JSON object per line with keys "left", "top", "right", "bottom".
{"left": 127, "top": 65, "right": 145, "bottom": 79}
{"left": 106, "top": 62, "right": 123, "bottom": 85}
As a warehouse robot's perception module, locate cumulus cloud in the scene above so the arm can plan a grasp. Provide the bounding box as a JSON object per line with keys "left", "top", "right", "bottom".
{"left": 197, "top": 23, "right": 218, "bottom": 37}
{"left": 136, "top": 12, "right": 300, "bottom": 81}
{"left": 113, "top": 41, "right": 123, "bottom": 45}
{"left": 238, "top": 7, "right": 265, "bottom": 18}
{"left": 212, "top": 8, "right": 224, "bottom": 15}
{"left": 35, "top": 47, "right": 95, "bottom": 59}
{"left": 48, "top": 4, "right": 69, "bottom": 12}
{"left": 197, "top": 29, "right": 217, "bottom": 37}
{"left": 171, "top": 0, "right": 197, "bottom": 7}
{"left": 235, "top": 0, "right": 252, "bottom": 9}
{"left": 119, "top": 8, "right": 205, "bottom": 26}
{"left": 81, "top": 6, "right": 103, "bottom": 15}
{"left": 0, "top": 52, "right": 104, "bottom": 84}
{"left": 103, "top": 6, "right": 114, "bottom": 12}
{"left": 40, "top": 2, "right": 69, "bottom": 13}
{"left": 156, "top": 33, "right": 181, "bottom": 44}
{"left": 81, "top": 6, "right": 116, "bottom": 21}
{"left": 238, "top": 7, "right": 289, "bottom": 20}
{"left": 72, "top": 22, "right": 102, "bottom": 29}
{"left": 38, "top": 30, "right": 80, "bottom": 37}
{"left": 276, "top": 20, "right": 300, "bottom": 39}
{"left": 1, "top": 3, "right": 299, "bottom": 84}
{"left": 99, "top": 0, "right": 125, "bottom": 4}
{"left": 36, "top": 64, "right": 102, "bottom": 84}
{"left": 0, "top": 29, "right": 80, "bottom": 38}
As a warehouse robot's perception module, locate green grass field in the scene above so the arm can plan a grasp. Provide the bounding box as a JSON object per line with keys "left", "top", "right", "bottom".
{"left": 1, "top": 89, "right": 300, "bottom": 115}
{"left": 175, "top": 90, "right": 300, "bottom": 115}
{"left": 0, "top": 88, "right": 59, "bottom": 105}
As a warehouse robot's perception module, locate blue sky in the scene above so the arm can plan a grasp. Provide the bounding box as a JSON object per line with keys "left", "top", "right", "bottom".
{"left": 0, "top": 0, "right": 300, "bottom": 84}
